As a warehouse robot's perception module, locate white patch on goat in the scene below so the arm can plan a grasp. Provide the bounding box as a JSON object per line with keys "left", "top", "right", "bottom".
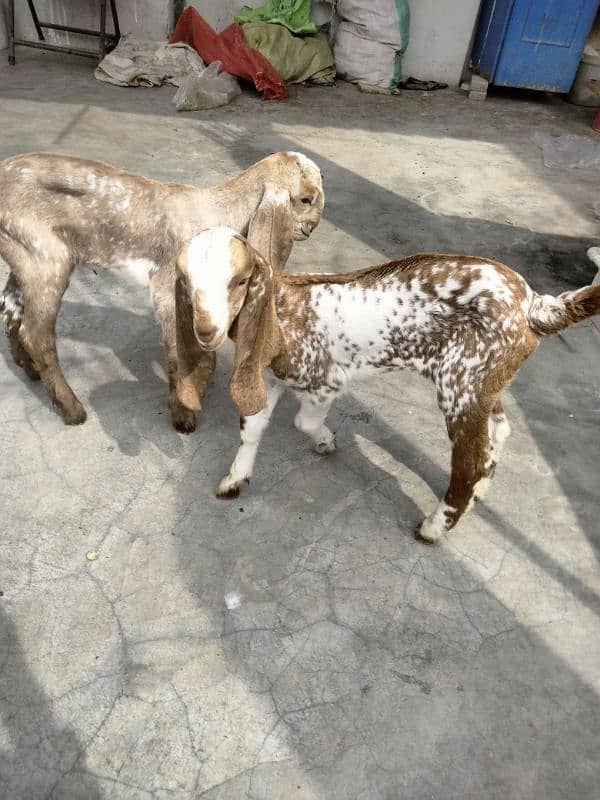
{"left": 528, "top": 294, "right": 564, "bottom": 327}
{"left": 473, "top": 474, "right": 492, "bottom": 501}
{"left": 262, "top": 185, "right": 289, "bottom": 205}
{"left": 311, "top": 275, "right": 457, "bottom": 380}
{"left": 489, "top": 413, "right": 511, "bottom": 457}
{"left": 294, "top": 397, "right": 335, "bottom": 452}
{"left": 114, "top": 195, "right": 131, "bottom": 212}
{"left": 114, "top": 258, "right": 157, "bottom": 285}
{"left": 286, "top": 151, "right": 320, "bottom": 175}
{"left": 1, "top": 287, "right": 24, "bottom": 322}
{"left": 457, "top": 265, "right": 514, "bottom": 307}
{"left": 436, "top": 277, "right": 462, "bottom": 299}
{"left": 186, "top": 227, "right": 237, "bottom": 335}
{"left": 419, "top": 502, "right": 455, "bottom": 542}
{"left": 313, "top": 284, "right": 387, "bottom": 365}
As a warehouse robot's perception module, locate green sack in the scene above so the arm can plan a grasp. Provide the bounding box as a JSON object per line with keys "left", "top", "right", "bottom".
{"left": 242, "top": 22, "right": 335, "bottom": 85}
{"left": 235, "top": 0, "right": 318, "bottom": 35}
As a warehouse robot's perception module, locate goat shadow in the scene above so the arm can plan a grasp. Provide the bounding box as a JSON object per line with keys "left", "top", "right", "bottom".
{"left": 0, "top": 282, "right": 187, "bottom": 459}
{"left": 176, "top": 342, "right": 600, "bottom": 617}
{"left": 169, "top": 368, "right": 600, "bottom": 798}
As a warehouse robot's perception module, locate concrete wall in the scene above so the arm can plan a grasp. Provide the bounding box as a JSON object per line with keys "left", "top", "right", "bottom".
{"left": 402, "top": 0, "right": 481, "bottom": 85}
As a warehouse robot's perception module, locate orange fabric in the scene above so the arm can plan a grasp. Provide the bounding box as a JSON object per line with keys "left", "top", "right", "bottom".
{"left": 170, "top": 7, "right": 288, "bottom": 101}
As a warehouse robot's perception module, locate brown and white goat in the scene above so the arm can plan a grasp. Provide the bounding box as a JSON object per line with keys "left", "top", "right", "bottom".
{"left": 0, "top": 151, "right": 323, "bottom": 430}
{"left": 179, "top": 220, "right": 600, "bottom": 542}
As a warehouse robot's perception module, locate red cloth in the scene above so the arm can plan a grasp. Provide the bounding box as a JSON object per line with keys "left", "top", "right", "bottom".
{"left": 170, "top": 7, "right": 288, "bottom": 101}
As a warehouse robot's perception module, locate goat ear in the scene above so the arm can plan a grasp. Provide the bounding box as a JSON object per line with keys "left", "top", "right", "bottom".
{"left": 247, "top": 184, "right": 294, "bottom": 273}
{"left": 228, "top": 245, "right": 280, "bottom": 417}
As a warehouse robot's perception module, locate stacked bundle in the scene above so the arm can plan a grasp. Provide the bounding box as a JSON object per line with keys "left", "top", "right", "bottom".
{"left": 96, "top": 2, "right": 414, "bottom": 106}
{"left": 235, "top": 0, "right": 336, "bottom": 86}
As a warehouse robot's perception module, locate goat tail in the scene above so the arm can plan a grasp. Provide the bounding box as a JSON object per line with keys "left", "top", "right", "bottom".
{"left": 528, "top": 286, "right": 600, "bottom": 336}
{"left": 526, "top": 247, "right": 600, "bottom": 336}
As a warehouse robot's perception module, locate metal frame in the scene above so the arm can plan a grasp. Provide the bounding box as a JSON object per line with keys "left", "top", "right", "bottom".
{"left": 8, "top": 0, "right": 120, "bottom": 65}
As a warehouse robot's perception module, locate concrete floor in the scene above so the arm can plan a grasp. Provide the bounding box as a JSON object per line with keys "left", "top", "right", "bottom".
{"left": 1, "top": 50, "right": 599, "bottom": 800}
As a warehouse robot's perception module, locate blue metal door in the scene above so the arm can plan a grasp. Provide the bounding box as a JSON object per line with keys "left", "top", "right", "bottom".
{"left": 472, "top": 0, "right": 600, "bottom": 92}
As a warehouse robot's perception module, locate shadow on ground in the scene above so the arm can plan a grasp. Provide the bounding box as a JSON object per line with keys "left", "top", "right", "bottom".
{"left": 0, "top": 607, "right": 104, "bottom": 799}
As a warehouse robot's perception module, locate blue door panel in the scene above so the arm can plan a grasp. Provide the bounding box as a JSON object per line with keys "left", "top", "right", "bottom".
{"left": 471, "top": 0, "right": 516, "bottom": 80}
{"left": 472, "top": 0, "right": 600, "bottom": 92}
{"left": 521, "top": 1, "right": 580, "bottom": 46}
{"left": 496, "top": 0, "right": 599, "bottom": 91}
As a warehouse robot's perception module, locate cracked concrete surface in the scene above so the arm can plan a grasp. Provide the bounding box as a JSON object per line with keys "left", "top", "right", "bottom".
{"left": 1, "top": 51, "right": 599, "bottom": 799}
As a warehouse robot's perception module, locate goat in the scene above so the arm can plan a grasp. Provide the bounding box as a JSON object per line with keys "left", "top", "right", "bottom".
{"left": 178, "top": 217, "right": 600, "bottom": 542}
{"left": 0, "top": 151, "right": 323, "bottom": 431}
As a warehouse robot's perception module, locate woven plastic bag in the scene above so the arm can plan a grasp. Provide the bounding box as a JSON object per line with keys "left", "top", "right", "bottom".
{"left": 170, "top": 7, "right": 288, "bottom": 101}
{"left": 242, "top": 22, "right": 335, "bottom": 85}
{"left": 334, "top": 0, "right": 410, "bottom": 89}
{"left": 236, "top": 0, "right": 318, "bottom": 35}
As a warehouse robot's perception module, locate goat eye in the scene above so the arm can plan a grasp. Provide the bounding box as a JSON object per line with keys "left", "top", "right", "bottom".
{"left": 301, "top": 197, "right": 312, "bottom": 205}
{"left": 238, "top": 278, "right": 248, "bottom": 286}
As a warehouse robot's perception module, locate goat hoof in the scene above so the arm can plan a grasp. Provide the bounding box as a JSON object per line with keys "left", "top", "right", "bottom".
{"left": 171, "top": 408, "right": 197, "bottom": 434}
{"left": 414, "top": 520, "right": 439, "bottom": 545}
{"left": 23, "top": 366, "right": 41, "bottom": 381}
{"left": 315, "top": 439, "right": 336, "bottom": 455}
{"left": 18, "top": 358, "right": 40, "bottom": 380}
{"left": 62, "top": 403, "right": 87, "bottom": 426}
{"left": 216, "top": 483, "right": 240, "bottom": 500}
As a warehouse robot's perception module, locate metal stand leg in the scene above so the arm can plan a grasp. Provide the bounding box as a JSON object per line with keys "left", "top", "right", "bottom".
{"left": 110, "top": 0, "right": 120, "bottom": 40}
{"left": 99, "top": 0, "right": 107, "bottom": 60}
{"left": 8, "top": 0, "right": 16, "bottom": 64}
{"left": 8, "top": 0, "right": 120, "bottom": 63}
{"left": 26, "top": 0, "right": 45, "bottom": 40}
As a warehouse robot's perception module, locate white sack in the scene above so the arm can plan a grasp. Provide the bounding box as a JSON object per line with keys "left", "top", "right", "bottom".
{"left": 336, "top": 0, "right": 405, "bottom": 47}
{"left": 95, "top": 34, "right": 205, "bottom": 87}
{"left": 334, "top": 22, "right": 399, "bottom": 88}
{"left": 334, "top": 0, "right": 409, "bottom": 89}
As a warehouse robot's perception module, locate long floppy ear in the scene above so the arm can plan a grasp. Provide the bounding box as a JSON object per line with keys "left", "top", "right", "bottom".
{"left": 174, "top": 246, "right": 216, "bottom": 412}
{"left": 174, "top": 276, "right": 205, "bottom": 411}
{"left": 247, "top": 183, "right": 294, "bottom": 273}
{"left": 228, "top": 244, "right": 281, "bottom": 417}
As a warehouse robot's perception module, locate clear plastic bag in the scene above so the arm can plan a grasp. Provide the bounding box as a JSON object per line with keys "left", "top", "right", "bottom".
{"left": 172, "top": 61, "right": 241, "bottom": 112}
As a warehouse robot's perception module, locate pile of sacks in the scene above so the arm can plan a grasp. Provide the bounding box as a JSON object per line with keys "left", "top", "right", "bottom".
{"left": 234, "top": 0, "right": 412, "bottom": 91}
{"left": 95, "top": 2, "right": 336, "bottom": 109}
{"left": 236, "top": 0, "right": 336, "bottom": 87}
{"left": 95, "top": 2, "right": 412, "bottom": 109}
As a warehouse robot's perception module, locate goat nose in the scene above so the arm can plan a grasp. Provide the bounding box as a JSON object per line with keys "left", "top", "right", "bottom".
{"left": 194, "top": 325, "right": 218, "bottom": 345}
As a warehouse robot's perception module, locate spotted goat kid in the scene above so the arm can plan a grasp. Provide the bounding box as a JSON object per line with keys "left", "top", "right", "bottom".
{"left": 178, "top": 224, "right": 600, "bottom": 542}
